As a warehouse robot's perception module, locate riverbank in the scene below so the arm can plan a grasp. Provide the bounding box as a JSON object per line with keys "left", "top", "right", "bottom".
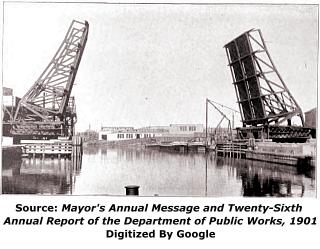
{"left": 83, "top": 135, "right": 200, "bottom": 148}
{"left": 83, "top": 138, "right": 154, "bottom": 148}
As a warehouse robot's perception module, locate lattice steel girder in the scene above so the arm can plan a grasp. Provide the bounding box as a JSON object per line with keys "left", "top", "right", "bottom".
{"left": 11, "top": 96, "right": 77, "bottom": 137}
{"left": 236, "top": 125, "right": 312, "bottom": 141}
{"left": 224, "top": 29, "right": 304, "bottom": 126}
{"left": 13, "top": 20, "right": 89, "bottom": 125}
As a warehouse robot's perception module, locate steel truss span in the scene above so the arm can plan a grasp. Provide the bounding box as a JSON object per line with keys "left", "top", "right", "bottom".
{"left": 225, "top": 29, "right": 304, "bottom": 127}
{"left": 11, "top": 20, "right": 89, "bottom": 139}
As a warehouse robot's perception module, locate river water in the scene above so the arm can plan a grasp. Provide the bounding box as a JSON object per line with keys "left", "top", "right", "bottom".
{"left": 2, "top": 146, "right": 316, "bottom": 197}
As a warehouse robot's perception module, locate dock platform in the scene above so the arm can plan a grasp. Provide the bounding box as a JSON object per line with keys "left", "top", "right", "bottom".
{"left": 22, "top": 141, "right": 72, "bottom": 159}
{"left": 18, "top": 136, "right": 83, "bottom": 159}
{"left": 216, "top": 142, "right": 247, "bottom": 158}
{"left": 216, "top": 140, "right": 315, "bottom": 167}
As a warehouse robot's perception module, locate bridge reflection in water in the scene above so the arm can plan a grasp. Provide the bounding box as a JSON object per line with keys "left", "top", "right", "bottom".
{"left": 215, "top": 157, "right": 314, "bottom": 197}
{"left": 2, "top": 147, "right": 315, "bottom": 197}
{"left": 2, "top": 156, "right": 82, "bottom": 194}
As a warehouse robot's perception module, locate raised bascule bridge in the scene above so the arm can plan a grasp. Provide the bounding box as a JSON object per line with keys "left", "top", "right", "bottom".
{"left": 3, "top": 20, "right": 89, "bottom": 145}
{"left": 2, "top": 20, "right": 88, "bottom": 160}
{"left": 224, "top": 29, "right": 315, "bottom": 143}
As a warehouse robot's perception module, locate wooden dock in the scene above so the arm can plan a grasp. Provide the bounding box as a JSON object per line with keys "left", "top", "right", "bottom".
{"left": 23, "top": 142, "right": 72, "bottom": 159}
{"left": 216, "top": 142, "right": 247, "bottom": 158}
{"left": 20, "top": 137, "right": 83, "bottom": 159}
{"left": 215, "top": 141, "right": 315, "bottom": 167}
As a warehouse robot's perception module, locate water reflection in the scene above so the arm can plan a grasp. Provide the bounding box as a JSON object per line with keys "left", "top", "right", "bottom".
{"left": 2, "top": 146, "right": 315, "bottom": 197}
{"left": 84, "top": 145, "right": 100, "bottom": 155}
{"left": 2, "top": 156, "right": 82, "bottom": 194}
{"left": 215, "top": 157, "right": 314, "bottom": 197}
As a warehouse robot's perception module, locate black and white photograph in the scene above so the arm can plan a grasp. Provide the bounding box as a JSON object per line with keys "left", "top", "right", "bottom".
{"left": 1, "top": 2, "right": 317, "bottom": 197}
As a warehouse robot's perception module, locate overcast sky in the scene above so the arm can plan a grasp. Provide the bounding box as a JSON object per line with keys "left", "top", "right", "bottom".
{"left": 2, "top": 3, "right": 318, "bottom": 131}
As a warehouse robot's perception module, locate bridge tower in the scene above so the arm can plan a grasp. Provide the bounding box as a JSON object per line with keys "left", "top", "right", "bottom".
{"left": 4, "top": 20, "right": 89, "bottom": 142}
{"left": 224, "top": 29, "right": 312, "bottom": 141}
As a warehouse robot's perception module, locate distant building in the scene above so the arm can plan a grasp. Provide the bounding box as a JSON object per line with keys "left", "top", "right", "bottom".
{"left": 137, "top": 126, "right": 170, "bottom": 134}
{"left": 98, "top": 124, "right": 204, "bottom": 141}
{"left": 100, "top": 126, "right": 134, "bottom": 133}
{"left": 98, "top": 126, "right": 159, "bottom": 141}
{"left": 2, "top": 87, "right": 21, "bottom": 126}
{"left": 2, "top": 87, "right": 20, "bottom": 107}
{"left": 78, "top": 130, "right": 99, "bottom": 142}
{"left": 168, "top": 124, "right": 204, "bottom": 135}
{"left": 305, "top": 108, "right": 316, "bottom": 128}
{"left": 3, "top": 87, "right": 13, "bottom": 96}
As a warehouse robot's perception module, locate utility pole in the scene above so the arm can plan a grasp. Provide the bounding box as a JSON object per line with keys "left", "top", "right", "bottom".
{"left": 232, "top": 112, "right": 234, "bottom": 129}
{"left": 205, "top": 98, "right": 208, "bottom": 146}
